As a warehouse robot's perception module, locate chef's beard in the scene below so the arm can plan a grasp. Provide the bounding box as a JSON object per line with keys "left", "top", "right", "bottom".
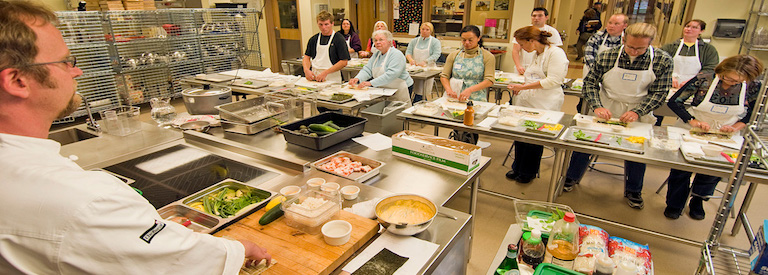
{"left": 56, "top": 84, "right": 81, "bottom": 119}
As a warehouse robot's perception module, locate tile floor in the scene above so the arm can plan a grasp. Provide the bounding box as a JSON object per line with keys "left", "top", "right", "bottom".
{"left": 128, "top": 51, "right": 767, "bottom": 274}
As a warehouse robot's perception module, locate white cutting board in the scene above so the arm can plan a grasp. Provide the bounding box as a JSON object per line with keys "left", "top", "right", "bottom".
{"left": 573, "top": 114, "right": 653, "bottom": 138}
{"left": 492, "top": 105, "right": 565, "bottom": 124}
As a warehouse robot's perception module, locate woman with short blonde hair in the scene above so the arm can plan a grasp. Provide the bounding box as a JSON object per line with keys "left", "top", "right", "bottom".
{"left": 405, "top": 22, "right": 442, "bottom": 102}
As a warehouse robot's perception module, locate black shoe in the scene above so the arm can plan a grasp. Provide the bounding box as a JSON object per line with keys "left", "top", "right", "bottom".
{"left": 516, "top": 175, "right": 534, "bottom": 184}
{"left": 689, "top": 197, "right": 706, "bottom": 220}
{"left": 505, "top": 170, "right": 519, "bottom": 180}
{"left": 625, "top": 192, "right": 644, "bottom": 209}
{"left": 563, "top": 179, "right": 577, "bottom": 192}
{"left": 664, "top": 206, "right": 682, "bottom": 219}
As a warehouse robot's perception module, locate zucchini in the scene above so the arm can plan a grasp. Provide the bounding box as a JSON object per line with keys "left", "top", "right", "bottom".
{"left": 308, "top": 124, "right": 338, "bottom": 133}
{"left": 258, "top": 202, "right": 284, "bottom": 225}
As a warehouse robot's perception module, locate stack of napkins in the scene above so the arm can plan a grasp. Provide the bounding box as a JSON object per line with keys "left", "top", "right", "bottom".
{"left": 680, "top": 142, "right": 705, "bottom": 158}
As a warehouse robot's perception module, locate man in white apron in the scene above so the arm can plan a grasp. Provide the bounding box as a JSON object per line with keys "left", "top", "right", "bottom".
{"left": 349, "top": 30, "right": 413, "bottom": 106}
{"left": 302, "top": 11, "right": 349, "bottom": 83}
{"left": 563, "top": 23, "right": 674, "bottom": 209}
{"left": 511, "top": 7, "right": 563, "bottom": 74}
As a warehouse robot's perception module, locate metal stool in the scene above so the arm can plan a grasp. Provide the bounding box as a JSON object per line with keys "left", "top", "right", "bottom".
{"left": 586, "top": 155, "right": 624, "bottom": 176}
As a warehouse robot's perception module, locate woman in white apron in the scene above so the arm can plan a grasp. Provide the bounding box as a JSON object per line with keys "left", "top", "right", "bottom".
{"left": 349, "top": 30, "right": 413, "bottom": 106}
{"left": 340, "top": 19, "right": 361, "bottom": 59}
{"left": 359, "top": 21, "right": 394, "bottom": 58}
{"left": 661, "top": 19, "right": 720, "bottom": 89}
{"left": 406, "top": 22, "right": 441, "bottom": 103}
{"left": 664, "top": 55, "right": 763, "bottom": 220}
{"left": 505, "top": 26, "right": 569, "bottom": 183}
{"left": 308, "top": 29, "right": 343, "bottom": 83}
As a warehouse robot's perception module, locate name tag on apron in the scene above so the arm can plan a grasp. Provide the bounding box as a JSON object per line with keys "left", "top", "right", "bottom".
{"left": 622, "top": 73, "right": 638, "bottom": 81}
{"left": 710, "top": 105, "right": 729, "bottom": 114}
{"left": 454, "top": 63, "right": 463, "bottom": 70}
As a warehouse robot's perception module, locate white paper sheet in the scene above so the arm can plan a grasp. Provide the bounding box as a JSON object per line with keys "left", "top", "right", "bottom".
{"left": 495, "top": 105, "right": 565, "bottom": 124}
{"left": 342, "top": 232, "right": 439, "bottom": 274}
{"left": 294, "top": 77, "right": 339, "bottom": 88}
{"left": 408, "top": 23, "right": 420, "bottom": 36}
{"left": 352, "top": 133, "right": 392, "bottom": 151}
{"left": 477, "top": 117, "right": 497, "bottom": 128}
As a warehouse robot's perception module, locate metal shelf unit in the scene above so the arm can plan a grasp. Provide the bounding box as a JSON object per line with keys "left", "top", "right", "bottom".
{"left": 53, "top": 8, "right": 262, "bottom": 114}
{"left": 55, "top": 11, "right": 120, "bottom": 123}
{"left": 741, "top": 0, "right": 768, "bottom": 56}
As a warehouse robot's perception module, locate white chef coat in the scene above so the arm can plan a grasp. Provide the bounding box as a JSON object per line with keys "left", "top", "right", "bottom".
{"left": 0, "top": 133, "right": 245, "bottom": 274}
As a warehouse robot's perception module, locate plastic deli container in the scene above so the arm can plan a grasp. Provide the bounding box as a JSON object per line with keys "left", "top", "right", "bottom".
{"left": 533, "top": 263, "right": 583, "bottom": 275}
{"left": 513, "top": 200, "right": 577, "bottom": 239}
{"left": 279, "top": 112, "right": 367, "bottom": 150}
{"left": 281, "top": 190, "right": 340, "bottom": 234}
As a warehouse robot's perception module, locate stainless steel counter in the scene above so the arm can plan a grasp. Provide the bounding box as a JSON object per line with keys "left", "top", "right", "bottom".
{"left": 55, "top": 121, "right": 484, "bottom": 274}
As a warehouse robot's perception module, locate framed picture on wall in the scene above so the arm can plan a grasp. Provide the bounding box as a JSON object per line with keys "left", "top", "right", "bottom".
{"left": 476, "top": 1, "right": 490, "bottom": 11}
{"left": 314, "top": 3, "right": 328, "bottom": 15}
{"left": 494, "top": 0, "right": 509, "bottom": 11}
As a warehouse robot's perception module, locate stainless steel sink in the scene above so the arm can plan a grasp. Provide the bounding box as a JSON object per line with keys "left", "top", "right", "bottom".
{"left": 48, "top": 128, "right": 98, "bottom": 145}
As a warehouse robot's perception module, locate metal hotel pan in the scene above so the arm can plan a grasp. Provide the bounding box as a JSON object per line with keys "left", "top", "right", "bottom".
{"left": 312, "top": 151, "right": 385, "bottom": 183}
{"left": 156, "top": 179, "right": 273, "bottom": 233}
{"left": 215, "top": 96, "right": 288, "bottom": 124}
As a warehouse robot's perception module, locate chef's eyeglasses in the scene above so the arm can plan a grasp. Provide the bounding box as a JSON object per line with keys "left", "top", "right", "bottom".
{"left": 720, "top": 75, "right": 744, "bottom": 83}
{"left": 24, "top": 56, "right": 77, "bottom": 68}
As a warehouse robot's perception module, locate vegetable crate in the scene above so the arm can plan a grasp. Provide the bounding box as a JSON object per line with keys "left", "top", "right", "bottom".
{"left": 279, "top": 112, "right": 367, "bottom": 150}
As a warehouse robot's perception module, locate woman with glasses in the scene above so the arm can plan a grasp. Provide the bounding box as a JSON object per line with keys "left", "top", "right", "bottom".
{"left": 664, "top": 55, "right": 764, "bottom": 220}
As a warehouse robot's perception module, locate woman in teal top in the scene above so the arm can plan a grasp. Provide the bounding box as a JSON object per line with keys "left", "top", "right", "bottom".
{"left": 439, "top": 25, "right": 495, "bottom": 102}
{"left": 406, "top": 22, "right": 441, "bottom": 103}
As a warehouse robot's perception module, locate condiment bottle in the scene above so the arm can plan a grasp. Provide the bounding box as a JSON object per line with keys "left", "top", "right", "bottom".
{"left": 543, "top": 212, "right": 580, "bottom": 269}
{"left": 463, "top": 101, "right": 475, "bottom": 126}
{"left": 593, "top": 253, "right": 615, "bottom": 275}
{"left": 520, "top": 229, "right": 545, "bottom": 269}
{"left": 495, "top": 244, "right": 520, "bottom": 275}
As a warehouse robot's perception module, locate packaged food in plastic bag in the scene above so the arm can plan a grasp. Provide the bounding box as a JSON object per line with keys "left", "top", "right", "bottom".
{"left": 573, "top": 225, "right": 610, "bottom": 274}
{"left": 607, "top": 236, "right": 652, "bottom": 275}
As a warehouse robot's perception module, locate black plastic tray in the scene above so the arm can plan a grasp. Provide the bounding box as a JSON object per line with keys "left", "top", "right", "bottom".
{"left": 279, "top": 112, "right": 367, "bottom": 150}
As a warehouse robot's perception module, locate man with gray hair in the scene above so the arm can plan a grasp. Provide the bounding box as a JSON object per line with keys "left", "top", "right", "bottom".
{"left": 562, "top": 23, "right": 673, "bottom": 210}
{"left": 0, "top": 0, "right": 270, "bottom": 273}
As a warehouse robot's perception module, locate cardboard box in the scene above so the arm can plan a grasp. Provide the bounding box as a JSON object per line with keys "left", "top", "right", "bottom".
{"left": 391, "top": 130, "right": 481, "bottom": 175}
{"left": 751, "top": 220, "right": 768, "bottom": 274}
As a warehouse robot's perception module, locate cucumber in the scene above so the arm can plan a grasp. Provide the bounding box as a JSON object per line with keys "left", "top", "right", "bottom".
{"left": 258, "top": 202, "right": 284, "bottom": 225}
{"left": 323, "top": 121, "right": 341, "bottom": 130}
{"left": 308, "top": 124, "right": 337, "bottom": 133}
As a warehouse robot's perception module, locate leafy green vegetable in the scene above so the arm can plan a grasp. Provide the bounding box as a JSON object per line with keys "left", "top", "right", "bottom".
{"left": 331, "top": 93, "right": 353, "bottom": 101}
{"left": 198, "top": 187, "right": 268, "bottom": 218}
{"left": 573, "top": 130, "right": 591, "bottom": 140}
{"left": 523, "top": 120, "right": 541, "bottom": 129}
{"left": 613, "top": 135, "right": 622, "bottom": 145}
{"left": 244, "top": 80, "right": 253, "bottom": 85}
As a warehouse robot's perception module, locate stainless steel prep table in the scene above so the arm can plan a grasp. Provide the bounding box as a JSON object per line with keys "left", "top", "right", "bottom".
{"left": 56, "top": 122, "right": 479, "bottom": 274}
{"left": 398, "top": 110, "right": 768, "bottom": 245}
{"left": 179, "top": 76, "right": 386, "bottom": 115}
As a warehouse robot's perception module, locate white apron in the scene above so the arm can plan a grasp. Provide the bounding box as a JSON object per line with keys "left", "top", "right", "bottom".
{"left": 345, "top": 35, "right": 358, "bottom": 59}
{"left": 673, "top": 39, "right": 701, "bottom": 85}
{"left": 594, "top": 45, "right": 657, "bottom": 124}
{"left": 373, "top": 50, "right": 412, "bottom": 106}
{"left": 583, "top": 33, "right": 622, "bottom": 78}
{"left": 514, "top": 46, "right": 564, "bottom": 111}
{"left": 520, "top": 48, "right": 536, "bottom": 69}
{"left": 412, "top": 36, "right": 434, "bottom": 97}
{"left": 675, "top": 77, "right": 747, "bottom": 131}
{"left": 310, "top": 30, "right": 342, "bottom": 83}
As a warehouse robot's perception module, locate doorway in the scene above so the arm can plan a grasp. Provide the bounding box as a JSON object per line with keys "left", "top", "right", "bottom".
{"left": 357, "top": 0, "right": 390, "bottom": 51}
{"left": 265, "top": 0, "right": 302, "bottom": 72}
{"left": 603, "top": 0, "right": 696, "bottom": 45}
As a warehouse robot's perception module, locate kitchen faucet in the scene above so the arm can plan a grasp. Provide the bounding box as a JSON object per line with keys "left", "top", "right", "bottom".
{"left": 77, "top": 92, "right": 101, "bottom": 133}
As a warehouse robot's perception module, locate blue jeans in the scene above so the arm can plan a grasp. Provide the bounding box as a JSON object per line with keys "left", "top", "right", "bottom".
{"left": 511, "top": 142, "right": 544, "bottom": 179}
{"left": 666, "top": 169, "right": 719, "bottom": 209}
{"left": 566, "top": 152, "right": 645, "bottom": 193}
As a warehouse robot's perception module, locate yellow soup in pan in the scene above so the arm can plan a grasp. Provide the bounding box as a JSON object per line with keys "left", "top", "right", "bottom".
{"left": 378, "top": 199, "right": 436, "bottom": 225}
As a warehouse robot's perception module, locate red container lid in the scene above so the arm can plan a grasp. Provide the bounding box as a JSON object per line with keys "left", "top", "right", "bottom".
{"left": 564, "top": 212, "right": 575, "bottom": 222}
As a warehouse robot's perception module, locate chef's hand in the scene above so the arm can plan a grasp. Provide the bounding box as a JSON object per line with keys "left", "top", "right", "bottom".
{"left": 593, "top": 107, "right": 612, "bottom": 120}
{"left": 720, "top": 122, "right": 745, "bottom": 133}
{"left": 358, "top": 81, "right": 372, "bottom": 89}
{"left": 359, "top": 51, "right": 370, "bottom": 58}
{"left": 305, "top": 70, "right": 316, "bottom": 81}
{"left": 516, "top": 65, "right": 526, "bottom": 75}
{"left": 458, "top": 89, "right": 473, "bottom": 101}
{"left": 239, "top": 240, "right": 272, "bottom": 266}
{"left": 689, "top": 119, "right": 711, "bottom": 132}
{"left": 619, "top": 111, "right": 639, "bottom": 123}
{"left": 409, "top": 60, "right": 416, "bottom": 66}
{"left": 315, "top": 71, "right": 328, "bottom": 82}
{"left": 417, "top": 61, "right": 427, "bottom": 67}
{"left": 445, "top": 87, "right": 457, "bottom": 99}
{"left": 507, "top": 84, "right": 525, "bottom": 95}
{"left": 348, "top": 78, "right": 359, "bottom": 87}
{"left": 672, "top": 78, "right": 683, "bottom": 89}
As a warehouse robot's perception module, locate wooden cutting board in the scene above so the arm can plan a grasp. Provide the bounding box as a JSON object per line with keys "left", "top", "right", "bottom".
{"left": 214, "top": 209, "right": 379, "bottom": 275}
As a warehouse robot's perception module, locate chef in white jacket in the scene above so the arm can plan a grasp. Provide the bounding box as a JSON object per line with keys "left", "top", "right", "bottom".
{"left": 505, "top": 26, "right": 569, "bottom": 183}
{"left": 349, "top": 30, "right": 413, "bottom": 106}
{"left": 0, "top": 1, "right": 270, "bottom": 273}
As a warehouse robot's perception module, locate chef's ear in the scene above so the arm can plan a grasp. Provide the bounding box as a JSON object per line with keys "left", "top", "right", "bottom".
{"left": 0, "top": 68, "right": 32, "bottom": 99}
